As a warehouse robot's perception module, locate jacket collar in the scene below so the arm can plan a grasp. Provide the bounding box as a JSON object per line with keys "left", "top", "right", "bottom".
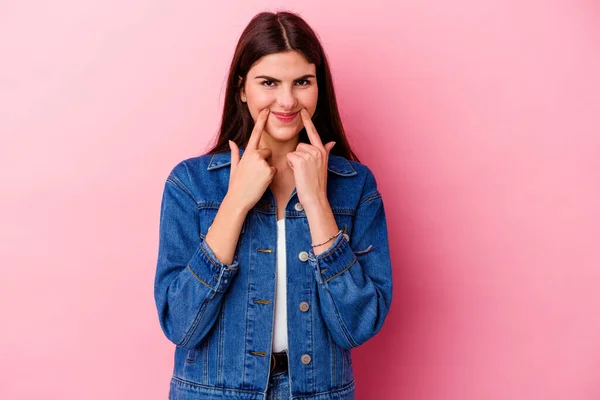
{"left": 207, "top": 147, "right": 357, "bottom": 177}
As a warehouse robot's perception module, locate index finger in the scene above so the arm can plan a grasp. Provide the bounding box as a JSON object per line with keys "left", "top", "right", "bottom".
{"left": 246, "top": 108, "right": 270, "bottom": 150}
{"left": 300, "top": 108, "right": 324, "bottom": 149}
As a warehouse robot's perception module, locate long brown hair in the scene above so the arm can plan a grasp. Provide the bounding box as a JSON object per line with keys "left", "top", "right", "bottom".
{"left": 204, "top": 10, "right": 360, "bottom": 163}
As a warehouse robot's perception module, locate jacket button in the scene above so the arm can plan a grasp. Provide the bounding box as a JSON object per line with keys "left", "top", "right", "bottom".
{"left": 294, "top": 202, "right": 304, "bottom": 211}
{"left": 299, "top": 301, "right": 310, "bottom": 312}
{"left": 298, "top": 251, "right": 309, "bottom": 262}
{"left": 343, "top": 233, "right": 349, "bottom": 242}
{"left": 301, "top": 354, "right": 311, "bottom": 364}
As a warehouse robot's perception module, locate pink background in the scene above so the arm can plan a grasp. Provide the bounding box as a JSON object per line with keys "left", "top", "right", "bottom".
{"left": 1, "top": 1, "right": 599, "bottom": 399}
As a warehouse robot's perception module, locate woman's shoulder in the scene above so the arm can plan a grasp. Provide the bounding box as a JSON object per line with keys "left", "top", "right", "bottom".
{"left": 165, "top": 153, "right": 222, "bottom": 180}
{"left": 330, "top": 154, "right": 379, "bottom": 195}
{"left": 161, "top": 153, "right": 224, "bottom": 201}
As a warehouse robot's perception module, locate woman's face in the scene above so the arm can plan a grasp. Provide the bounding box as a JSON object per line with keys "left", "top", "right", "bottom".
{"left": 240, "top": 51, "right": 318, "bottom": 144}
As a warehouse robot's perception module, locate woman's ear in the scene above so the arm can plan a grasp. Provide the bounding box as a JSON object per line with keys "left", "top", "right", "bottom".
{"left": 238, "top": 75, "right": 246, "bottom": 102}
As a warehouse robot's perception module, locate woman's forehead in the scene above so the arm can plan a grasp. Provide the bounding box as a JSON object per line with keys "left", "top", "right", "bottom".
{"left": 249, "top": 51, "right": 315, "bottom": 76}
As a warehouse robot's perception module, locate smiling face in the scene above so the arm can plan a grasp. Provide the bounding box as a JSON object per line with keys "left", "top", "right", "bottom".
{"left": 240, "top": 50, "right": 318, "bottom": 146}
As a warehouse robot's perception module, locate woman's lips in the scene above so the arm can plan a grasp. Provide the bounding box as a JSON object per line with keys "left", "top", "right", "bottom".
{"left": 272, "top": 111, "right": 298, "bottom": 123}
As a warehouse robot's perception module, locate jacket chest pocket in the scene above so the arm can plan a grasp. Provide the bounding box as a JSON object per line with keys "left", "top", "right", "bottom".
{"left": 198, "top": 205, "right": 246, "bottom": 240}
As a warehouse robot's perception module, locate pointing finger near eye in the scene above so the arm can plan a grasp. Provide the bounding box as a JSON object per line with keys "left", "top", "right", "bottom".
{"left": 300, "top": 109, "right": 324, "bottom": 150}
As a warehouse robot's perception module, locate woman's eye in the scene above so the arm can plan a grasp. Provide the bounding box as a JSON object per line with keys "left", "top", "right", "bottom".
{"left": 260, "top": 80, "right": 311, "bottom": 87}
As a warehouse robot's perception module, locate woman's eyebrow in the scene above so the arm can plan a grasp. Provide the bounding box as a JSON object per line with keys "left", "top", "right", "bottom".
{"left": 253, "top": 74, "right": 315, "bottom": 83}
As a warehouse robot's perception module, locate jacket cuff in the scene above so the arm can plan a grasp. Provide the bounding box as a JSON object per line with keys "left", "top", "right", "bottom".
{"left": 307, "top": 233, "right": 357, "bottom": 284}
{"left": 187, "top": 239, "right": 239, "bottom": 294}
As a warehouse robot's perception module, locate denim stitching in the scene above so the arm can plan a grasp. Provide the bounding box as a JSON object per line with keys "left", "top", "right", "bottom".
{"left": 179, "top": 296, "right": 209, "bottom": 348}
{"left": 353, "top": 244, "right": 375, "bottom": 255}
{"left": 357, "top": 190, "right": 381, "bottom": 208}
{"left": 324, "top": 256, "right": 357, "bottom": 283}
{"left": 187, "top": 264, "right": 212, "bottom": 288}
{"left": 323, "top": 287, "right": 359, "bottom": 348}
{"left": 166, "top": 175, "right": 197, "bottom": 203}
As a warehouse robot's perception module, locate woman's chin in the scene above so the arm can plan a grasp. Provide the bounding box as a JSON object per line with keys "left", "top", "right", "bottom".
{"left": 265, "top": 125, "right": 301, "bottom": 141}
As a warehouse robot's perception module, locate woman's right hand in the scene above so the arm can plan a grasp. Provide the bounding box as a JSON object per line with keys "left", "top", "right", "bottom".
{"left": 226, "top": 108, "right": 277, "bottom": 212}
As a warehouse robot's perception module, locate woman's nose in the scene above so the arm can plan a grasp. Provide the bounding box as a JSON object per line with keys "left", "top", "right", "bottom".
{"left": 276, "top": 90, "right": 297, "bottom": 110}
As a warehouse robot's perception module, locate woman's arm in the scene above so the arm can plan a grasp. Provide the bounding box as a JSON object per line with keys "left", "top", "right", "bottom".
{"left": 154, "top": 163, "right": 246, "bottom": 350}
{"left": 307, "top": 168, "right": 394, "bottom": 349}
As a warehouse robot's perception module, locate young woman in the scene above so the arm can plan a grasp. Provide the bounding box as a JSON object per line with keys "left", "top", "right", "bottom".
{"left": 154, "top": 11, "right": 393, "bottom": 400}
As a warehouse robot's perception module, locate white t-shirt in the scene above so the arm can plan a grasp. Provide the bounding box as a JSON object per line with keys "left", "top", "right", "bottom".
{"left": 272, "top": 218, "right": 288, "bottom": 352}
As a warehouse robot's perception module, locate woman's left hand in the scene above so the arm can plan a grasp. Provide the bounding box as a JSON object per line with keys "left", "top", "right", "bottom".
{"left": 286, "top": 108, "right": 336, "bottom": 208}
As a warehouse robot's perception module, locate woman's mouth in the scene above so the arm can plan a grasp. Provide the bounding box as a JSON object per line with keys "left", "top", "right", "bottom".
{"left": 272, "top": 111, "right": 298, "bottom": 123}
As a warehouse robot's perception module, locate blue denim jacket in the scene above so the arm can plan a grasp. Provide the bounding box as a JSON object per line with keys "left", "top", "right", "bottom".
{"left": 154, "top": 147, "right": 393, "bottom": 399}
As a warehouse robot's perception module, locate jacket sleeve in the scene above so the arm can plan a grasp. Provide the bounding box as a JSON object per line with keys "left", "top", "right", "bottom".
{"left": 307, "top": 168, "right": 393, "bottom": 349}
{"left": 154, "top": 168, "right": 239, "bottom": 350}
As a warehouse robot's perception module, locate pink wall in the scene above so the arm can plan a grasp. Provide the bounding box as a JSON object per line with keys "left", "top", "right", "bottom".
{"left": 1, "top": 1, "right": 599, "bottom": 399}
